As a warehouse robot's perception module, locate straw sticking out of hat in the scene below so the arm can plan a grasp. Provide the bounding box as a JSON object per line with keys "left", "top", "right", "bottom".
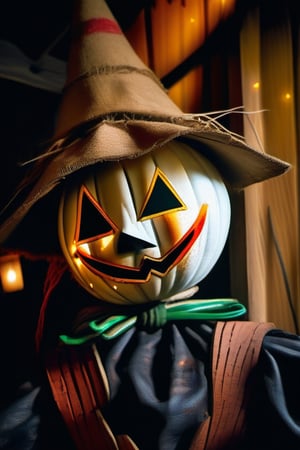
{"left": 0, "top": 0, "right": 290, "bottom": 246}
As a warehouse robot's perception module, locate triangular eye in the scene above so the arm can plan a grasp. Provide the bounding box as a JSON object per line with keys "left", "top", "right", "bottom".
{"left": 138, "top": 168, "right": 186, "bottom": 221}
{"left": 76, "top": 186, "right": 115, "bottom": 242}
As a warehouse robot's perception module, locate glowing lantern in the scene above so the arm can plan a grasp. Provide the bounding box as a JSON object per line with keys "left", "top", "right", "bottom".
{"left": 58, "top": 140, "right": 231, "bottom": 304}
{"left": 0, "top": 254, "right": 24, "bottom": 292}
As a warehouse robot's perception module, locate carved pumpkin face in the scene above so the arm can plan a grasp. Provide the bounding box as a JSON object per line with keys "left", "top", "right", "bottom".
{"left": 58, "top": 140, "right": 231, "bottom": 304}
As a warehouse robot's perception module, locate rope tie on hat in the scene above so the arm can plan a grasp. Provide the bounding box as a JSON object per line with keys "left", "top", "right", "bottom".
{"left": 60, "top": 298, "right": 247, "bottom": 346}
{"left": 64, "top": 64, "right": 166, "bottom": 93}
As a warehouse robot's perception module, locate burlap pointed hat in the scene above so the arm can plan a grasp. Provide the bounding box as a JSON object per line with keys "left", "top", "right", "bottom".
{"left": 0, "top": 0, "right": 290, "bottom": 245}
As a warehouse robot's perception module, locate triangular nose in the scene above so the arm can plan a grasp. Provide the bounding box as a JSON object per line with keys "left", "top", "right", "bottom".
{"left": 117, "top": 232, "right": 156, "bottom": 254}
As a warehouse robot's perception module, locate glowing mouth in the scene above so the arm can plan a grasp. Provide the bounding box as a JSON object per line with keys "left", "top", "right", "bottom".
{"left": 76, "top": 204, "right": 208, "bottom": 283}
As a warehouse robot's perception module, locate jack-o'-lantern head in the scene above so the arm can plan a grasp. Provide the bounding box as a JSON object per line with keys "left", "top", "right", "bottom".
{"left": 0, "top": 0, "right": 289, "bottom": 267}
{"left": 58, "top": 140, "right": 231, "bottom": 304}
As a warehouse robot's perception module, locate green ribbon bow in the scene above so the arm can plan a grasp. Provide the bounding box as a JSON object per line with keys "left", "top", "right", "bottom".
{"left": 60, "top": 298, "right": 247, "bottom": 346}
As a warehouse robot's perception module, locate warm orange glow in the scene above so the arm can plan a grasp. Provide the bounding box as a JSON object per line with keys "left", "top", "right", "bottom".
{"left": 125, "top": 0, "right": 237, "bottom": 112}
{"left": 0, "top": 255, "right": 24, "bottom": 292}
{"left": 253, "top": 81, "right": 260, "bottom": 89}
{"left": 148, "top": 0, "right": 237, "bottom": 111}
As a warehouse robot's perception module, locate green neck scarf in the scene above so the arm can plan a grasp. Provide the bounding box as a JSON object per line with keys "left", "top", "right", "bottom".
{"left": 60, "top": 298, "right": 246, "bottom": 346}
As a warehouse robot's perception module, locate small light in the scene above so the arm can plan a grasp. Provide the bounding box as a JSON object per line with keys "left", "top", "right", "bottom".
{"left": 7, "top": 269, "right": 17, "bottom": 283}
{"left": 280, "top": 92, "right": 292, "bottom": 102}
{"left": 253, "top": 82, "right": 260, "bottom": 89}
{"left": 190, "top": 17, "right": 196, "bottom": 24}
{"left": 0, "top": 255, "right": 24, "bottom": 292}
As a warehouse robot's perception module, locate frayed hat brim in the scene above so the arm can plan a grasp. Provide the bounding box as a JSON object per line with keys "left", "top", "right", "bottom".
{"left": 0, "top": 114, "right": 290, "bottom": 245}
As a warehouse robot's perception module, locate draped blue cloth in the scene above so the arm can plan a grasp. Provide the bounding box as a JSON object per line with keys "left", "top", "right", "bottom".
{"left": 1, "top": 322, "right": 300, "bottom": 450}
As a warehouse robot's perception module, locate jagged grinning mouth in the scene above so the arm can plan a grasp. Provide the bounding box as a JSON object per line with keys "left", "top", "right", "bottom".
{"left": 76, "top": 204, "right": 208, "bottom": 283}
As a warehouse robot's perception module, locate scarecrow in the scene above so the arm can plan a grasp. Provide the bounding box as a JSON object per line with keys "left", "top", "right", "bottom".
{"left": 1, "top": 0, "right": 300, "bottom": 449}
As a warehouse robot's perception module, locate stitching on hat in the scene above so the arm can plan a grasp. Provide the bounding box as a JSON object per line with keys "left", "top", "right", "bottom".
{"left": 63, "top": 65, "right": 166, "bottom": 92}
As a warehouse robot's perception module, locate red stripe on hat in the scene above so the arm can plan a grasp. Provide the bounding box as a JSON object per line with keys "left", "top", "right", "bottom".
{"left": 75, "top": 18, "right": 122, "bottom": 37}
